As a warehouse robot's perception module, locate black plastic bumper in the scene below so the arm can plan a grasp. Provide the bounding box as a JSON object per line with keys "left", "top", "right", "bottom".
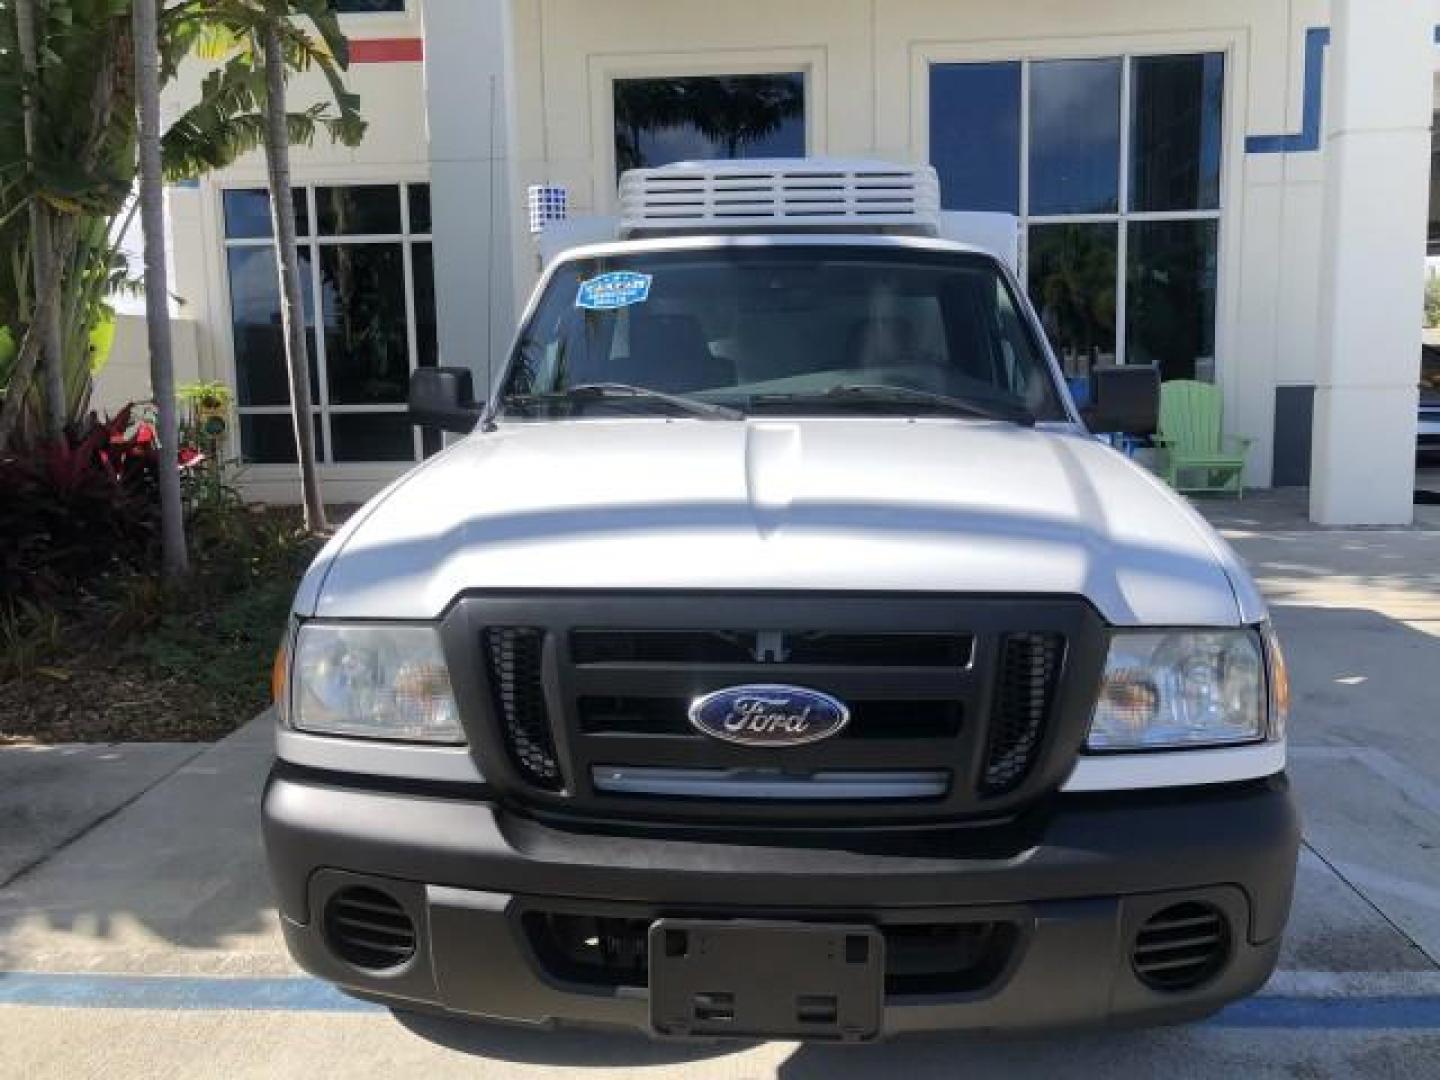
{"left": 263, "top": 770, "right": 1299, "bottom": 1037}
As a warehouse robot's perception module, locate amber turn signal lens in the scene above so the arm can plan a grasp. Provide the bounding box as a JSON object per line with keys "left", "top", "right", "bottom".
{"left": 271, "top": 636, "right": 289, "bottom": 715}
{"left": 1262, "top": 621, "right": 1289, "bottom": 739}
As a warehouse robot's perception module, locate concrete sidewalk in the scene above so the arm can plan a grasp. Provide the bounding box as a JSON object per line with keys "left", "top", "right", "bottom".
{"left": 1, "top": 489, "right": 1437, "bottom": 1077}
{"left": 0, "top": 718, "right": 286, "bottom": 977}
{"left": 0, "top": 743, "right": 203, "bottom": 889}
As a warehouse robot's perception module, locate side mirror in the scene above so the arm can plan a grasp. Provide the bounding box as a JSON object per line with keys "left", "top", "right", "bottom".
{"left": 1081, "top": 365, "right": 1159, "bottom": 437}
{"left": 409, "top": 367, "right": 483, "bottom": 434}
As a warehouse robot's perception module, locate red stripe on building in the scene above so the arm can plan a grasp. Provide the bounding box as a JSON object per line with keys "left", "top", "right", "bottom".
{"left": 350, "top": 38, "right": 424, "bottom": 63}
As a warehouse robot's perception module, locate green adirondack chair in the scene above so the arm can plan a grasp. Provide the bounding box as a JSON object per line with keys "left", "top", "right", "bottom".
{"left": 1155, "top": 380, "right": 1251, "bottom": 498}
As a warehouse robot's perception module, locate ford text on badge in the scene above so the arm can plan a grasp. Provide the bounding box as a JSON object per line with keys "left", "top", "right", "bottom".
{"left": 688, "top": 685, "right": 851, "bottom": 747}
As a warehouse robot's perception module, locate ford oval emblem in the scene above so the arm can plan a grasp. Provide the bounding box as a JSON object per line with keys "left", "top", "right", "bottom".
{"left": 688, "top": 684, "right": 850, "bottom": 747}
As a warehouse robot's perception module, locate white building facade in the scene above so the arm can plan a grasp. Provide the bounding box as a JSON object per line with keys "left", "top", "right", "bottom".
{"left": 155, "top": 0, "right": 1437, "bottom": 523}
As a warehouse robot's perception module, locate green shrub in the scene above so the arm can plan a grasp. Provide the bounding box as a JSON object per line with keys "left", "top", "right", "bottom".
{"left": 0, "top": 598, "right": 63, "bottom": 679}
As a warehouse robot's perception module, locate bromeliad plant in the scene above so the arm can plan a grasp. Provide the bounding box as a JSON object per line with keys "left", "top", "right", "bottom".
{"left": 0, "top": 404, "right": 204, "bottom": 600}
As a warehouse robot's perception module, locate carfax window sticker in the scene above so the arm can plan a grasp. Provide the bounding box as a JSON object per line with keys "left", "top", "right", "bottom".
{"left": 576, "top": 271, "right": 653, "bottom": 310}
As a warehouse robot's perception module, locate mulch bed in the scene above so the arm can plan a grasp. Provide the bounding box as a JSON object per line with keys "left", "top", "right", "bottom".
{"left": 1, "top": 666, "right": 246, "bottom": 744}
{"left": 1, "top": 507, "right": 325, "bottom": 745}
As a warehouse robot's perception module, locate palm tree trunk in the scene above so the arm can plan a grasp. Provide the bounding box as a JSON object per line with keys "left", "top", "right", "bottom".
{"left": 0, "top": 316, "right": 48, "bottom": 451}
{"left": 14, "top": 0, "right": 66, "bottom": 440}
{"left": 0, "top": 217, "right": 76, "bottom": 448}
{"left": 133, "top": 0, "right": 189, "bottom": 579}
{"left": 262, "top": 22, "right": 327, "bottom": 532}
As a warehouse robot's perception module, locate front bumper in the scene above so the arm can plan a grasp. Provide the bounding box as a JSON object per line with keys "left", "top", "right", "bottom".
{"left": 263, "top": 769, "right": 1299, "bottom": 1038}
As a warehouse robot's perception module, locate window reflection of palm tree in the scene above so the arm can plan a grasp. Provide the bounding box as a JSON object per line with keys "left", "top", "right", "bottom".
{"left": 1034, "top": 227, "right": 1116, "bottom": 377}
{"left": 615, "top": 81, "right": 685, "bottom": 173}
{"left": 615, "top": 76, "right": 804, "bottom": 173}
{"left": 321, "top": 194, "right": 406, "bottom": 403}
{"left": 690, "top": 77, "right": 804, "bottom": 158}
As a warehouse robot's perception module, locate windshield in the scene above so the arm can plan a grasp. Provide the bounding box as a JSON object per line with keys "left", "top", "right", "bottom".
{"left": 498, "top": 246, "right": 1066, "bottom": 421}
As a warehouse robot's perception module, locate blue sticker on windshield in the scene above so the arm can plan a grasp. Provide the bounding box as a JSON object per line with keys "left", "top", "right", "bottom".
{"left": 576, "top": 271, "right": 652, "bottom": 310}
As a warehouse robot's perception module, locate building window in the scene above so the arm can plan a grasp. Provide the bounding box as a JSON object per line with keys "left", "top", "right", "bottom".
{"left": 930, "top": 53, "right": 1224, "bottom": 382}
{"left": 222, "top": 182, "right": 435, "bottom": 466}
{"left": 613, "top": 73, "right": 806, "bottom": 179}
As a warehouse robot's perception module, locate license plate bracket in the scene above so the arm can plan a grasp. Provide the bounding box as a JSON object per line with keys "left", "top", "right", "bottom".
{"left": 648, "top": 920, "right": 884, "bottom": 1041}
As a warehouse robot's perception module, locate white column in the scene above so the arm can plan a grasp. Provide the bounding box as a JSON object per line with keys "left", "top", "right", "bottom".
{"left": 421, "top": 0, "right": 515, "bottom": 396}
{"left": 165, "top": 184, "right": 207, "bottom": 384}
{"left": 1309, "top": 0, "right": 1432, "bottom": 524}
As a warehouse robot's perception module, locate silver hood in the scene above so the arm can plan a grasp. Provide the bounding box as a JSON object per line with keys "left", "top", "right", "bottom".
{"left": 296, "top": 418, "right": 1261, "bottom": 626}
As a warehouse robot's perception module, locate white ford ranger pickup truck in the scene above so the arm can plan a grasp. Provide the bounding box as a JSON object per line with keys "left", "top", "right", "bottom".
{"left": 264, "top": 160, "right": 1298, "bottom": 1041}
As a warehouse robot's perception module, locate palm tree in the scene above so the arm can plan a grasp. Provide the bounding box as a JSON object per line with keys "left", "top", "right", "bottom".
{"left": 162, "top": 0, "right": 366, "bottom": 533}
{"left": 0, "top": 0, "right": 132, "bottom": 451}
{"left": 261, "top": 18, "right": 324, "bottom": 531}
{"left": 133, "top": 0, "right": 188, "bottom": 577}
{"left": 0, "top": 228, "right": 76, "bottom": 448}
{"left": 2, "top": 0, "right": 365, "bottom": 564}
{"left": 13, "top": 0, "right": 65, "bottom": 440}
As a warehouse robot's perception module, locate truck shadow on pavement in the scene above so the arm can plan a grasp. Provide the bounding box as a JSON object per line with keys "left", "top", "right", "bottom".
{"left": 390, "top": 1008, "right": 1436, "bottom": 1078}
{"left": 392, "top": 1008, "right": 747, "bottom": 1067}
{"left": 391, "top": 1006, "right": 1184, "bottom": 1073}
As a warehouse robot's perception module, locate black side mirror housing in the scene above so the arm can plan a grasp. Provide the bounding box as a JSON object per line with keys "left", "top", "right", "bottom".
{"left": 1081, "top": 365, "right": 1159, "bottom": 437}
{"left": 409, "top": 367, "right": 483, "bottom": 434}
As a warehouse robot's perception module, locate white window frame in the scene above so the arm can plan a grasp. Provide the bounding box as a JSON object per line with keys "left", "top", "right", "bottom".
{"left": 912, "top": 31, "right": 1243, "bottom": 385}
{"left": 1018, "top": 54, "right": 1223, "bottom": 371}
{"left": 220, "top": 180, "right": 434, "bottom": 467}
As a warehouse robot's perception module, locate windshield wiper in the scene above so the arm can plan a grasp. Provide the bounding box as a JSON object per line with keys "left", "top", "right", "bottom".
{"left": 751, "top": 384, "right": 1034, "bottom": 425}
{"left": 505, "top": 382, "right": 743, "bottom": 421}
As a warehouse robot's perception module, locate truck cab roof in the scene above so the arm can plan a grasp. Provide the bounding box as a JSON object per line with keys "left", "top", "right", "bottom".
{"left": 550, "top": 231, "right": 1005, "bottom": 266}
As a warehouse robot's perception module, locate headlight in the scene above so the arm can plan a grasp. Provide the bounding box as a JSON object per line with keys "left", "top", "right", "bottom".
{"left": 1087, "top": 628, "right": 1268, "bottom": 751}
{"left": 291, "top": 622, "right": 464, "bottom": 744}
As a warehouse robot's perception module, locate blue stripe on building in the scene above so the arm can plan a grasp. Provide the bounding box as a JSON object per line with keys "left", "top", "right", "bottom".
{"left": 1247, "top": 24, "right": 1440, "bottom": 155}
{"left": 1245, "top": 27, "right": 1331, "bottom": 155}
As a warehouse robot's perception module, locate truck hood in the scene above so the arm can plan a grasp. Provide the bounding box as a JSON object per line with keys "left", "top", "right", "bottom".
{"left": 298, "top": 418, "right": 1260, "bottom": 626}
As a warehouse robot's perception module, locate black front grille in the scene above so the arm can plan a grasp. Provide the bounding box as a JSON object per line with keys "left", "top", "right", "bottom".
{"left": 982, "top": 633, "right": 1066, "bottom": 795}
{"left": 324, "top": 887, "right": 417, "bottom": 971}
{"left": 461, "top": 595, "right": 1098, "bottom": 825}
{"left": 571, "top": 629, "right": 973, "bottom": 667}
{"left": 483, "top": 627, "right": 562, "bottom": 790}
{"left": 1132, "top": 902, "right": 1231, "bottom": 992}
{"left": 577, "top": 696, "right": 962, "bottom": 739}
{"left": 522, "top": 911, "right": 1018, "bottom": 996}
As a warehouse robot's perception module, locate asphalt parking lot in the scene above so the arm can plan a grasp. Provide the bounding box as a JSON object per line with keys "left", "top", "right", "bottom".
{"left": 2, "top": 490, "right": 1438, "bottom": 1078}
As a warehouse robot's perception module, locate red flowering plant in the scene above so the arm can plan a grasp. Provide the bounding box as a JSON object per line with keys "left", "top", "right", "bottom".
{"left": 0, "top": 404, "right": 204, "bottom": 600}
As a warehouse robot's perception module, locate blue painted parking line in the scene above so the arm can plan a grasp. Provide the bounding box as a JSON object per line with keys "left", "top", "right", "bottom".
{"left": 1212, "top": 995, "right": 1440, "bottom": 1030}
{"left": 0, "top": 972, "right": 382, "bottom": 1013}
{"left": 2, "top": 971, "right": 1439, "bottom": 1029}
